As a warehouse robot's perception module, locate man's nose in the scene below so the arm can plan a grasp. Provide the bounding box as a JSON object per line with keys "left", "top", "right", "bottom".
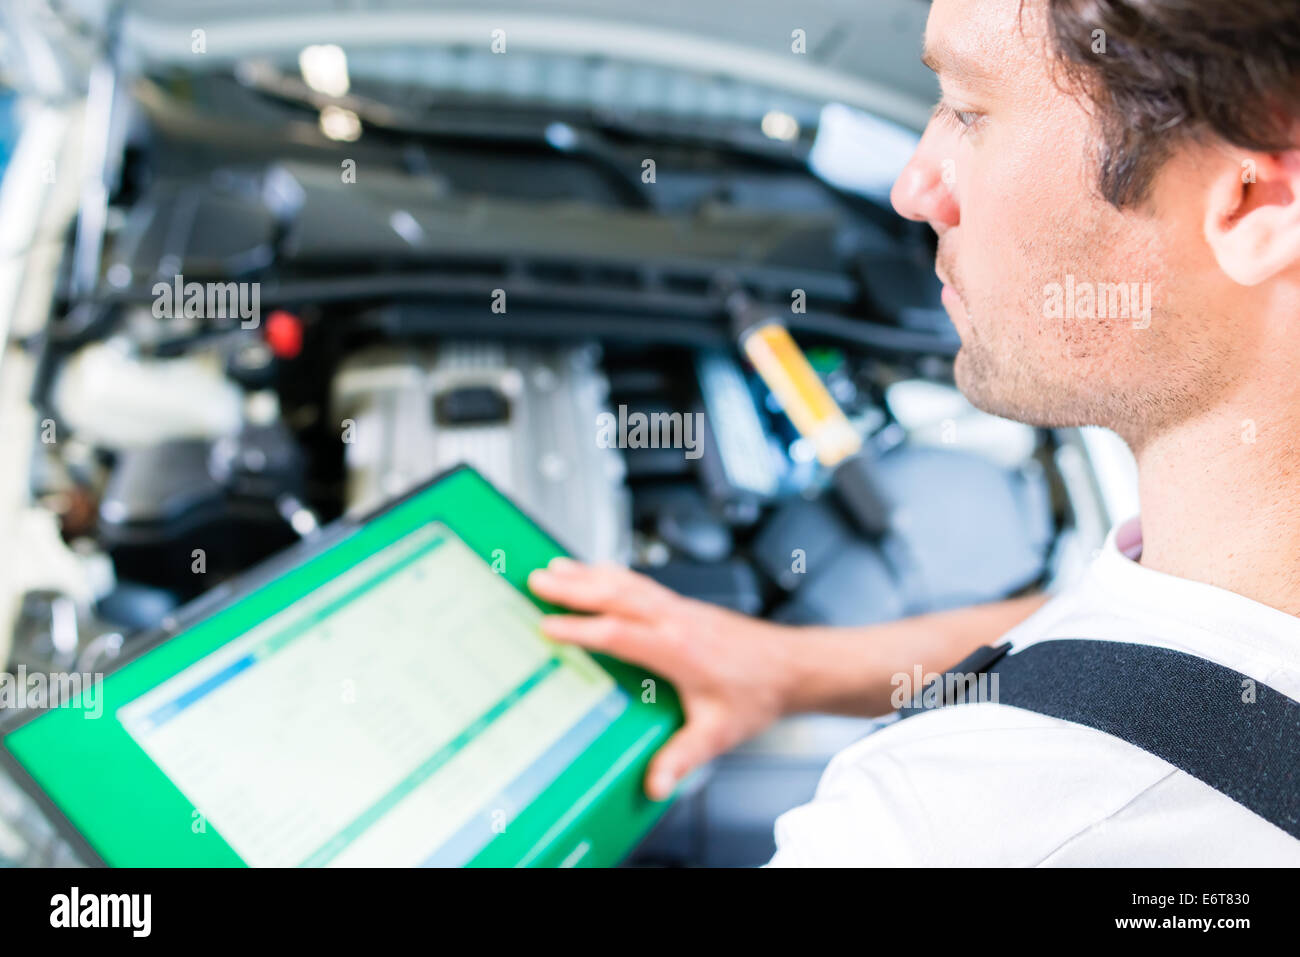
{"left": 890, "top": 126, "right": 960, "bottom": 233}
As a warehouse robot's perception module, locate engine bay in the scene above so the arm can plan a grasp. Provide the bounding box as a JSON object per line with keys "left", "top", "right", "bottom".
{"left": 3, "top": 67, "right": 1101, "bottom": 866}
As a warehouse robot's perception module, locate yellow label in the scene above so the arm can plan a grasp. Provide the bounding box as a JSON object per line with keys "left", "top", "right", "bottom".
{"left": 742, "top": 324, "right": 861, "bottom": 467}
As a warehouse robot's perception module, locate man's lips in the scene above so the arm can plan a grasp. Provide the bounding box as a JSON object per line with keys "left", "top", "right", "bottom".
{"left": 936, "top": 270, "right": 967, "bottom": 328}
{"left": 935, "top": 259, "right": 965, "bottom": 315}
{"left": 937, "top": 270, "right": 959, "bottom": 304}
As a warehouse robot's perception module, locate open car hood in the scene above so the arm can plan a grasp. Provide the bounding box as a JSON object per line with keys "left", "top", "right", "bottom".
{"left": 49, "top": 0, "right": 938, "bottom": 128}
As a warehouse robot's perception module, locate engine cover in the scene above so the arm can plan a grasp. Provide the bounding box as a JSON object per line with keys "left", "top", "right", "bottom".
{"left": 332, "top": 342, "right": 631, "bottom": 562}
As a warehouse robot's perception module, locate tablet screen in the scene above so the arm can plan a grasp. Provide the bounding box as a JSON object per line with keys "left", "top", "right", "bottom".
{"left": 3, "top": 467, "right": 678, "bottom": 867}
{"left": 113, "top": 522, "right": 626, "bottom": 867}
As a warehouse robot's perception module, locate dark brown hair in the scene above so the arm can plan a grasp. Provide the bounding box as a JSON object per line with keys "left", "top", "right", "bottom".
{"left": 1040, "top": 0, "right": 1300, "bottom": 207}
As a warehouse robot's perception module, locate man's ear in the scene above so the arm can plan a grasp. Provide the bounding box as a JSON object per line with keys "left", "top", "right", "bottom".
{"left": 1205, "top": 150, "right": 1300, "bottom": 286}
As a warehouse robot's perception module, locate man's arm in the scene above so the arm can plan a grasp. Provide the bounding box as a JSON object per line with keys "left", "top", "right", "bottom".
{"left": 782, "top": 593, "right": 1050, "bottom": 716}
{"left": 528, "top": 558, "right": 1048, "bottom": 798}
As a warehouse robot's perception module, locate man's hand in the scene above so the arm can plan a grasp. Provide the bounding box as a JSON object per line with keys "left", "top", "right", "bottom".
{"left": 528, "top": 557, "right": 1050, "bottom": 801}
{"left": 528, "top": 557, "right": 798, "bottom": 801}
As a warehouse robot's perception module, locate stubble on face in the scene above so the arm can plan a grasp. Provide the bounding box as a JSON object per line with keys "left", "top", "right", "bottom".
{"left": 932, "top": 4, "right": 1238, "bottom": 449}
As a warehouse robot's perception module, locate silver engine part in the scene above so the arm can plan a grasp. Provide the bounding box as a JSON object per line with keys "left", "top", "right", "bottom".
{"left": 333, "top": 342, "right": 631, "bottom": 562}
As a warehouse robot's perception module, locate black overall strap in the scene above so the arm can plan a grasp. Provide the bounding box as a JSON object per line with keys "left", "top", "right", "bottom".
{"left": 901, "top": 639, "right": 1300, "bottom": 840}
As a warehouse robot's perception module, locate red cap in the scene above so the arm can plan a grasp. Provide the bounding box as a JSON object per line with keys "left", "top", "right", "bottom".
{"left": 265, "top": 310, "right": 304, "bottom": 359}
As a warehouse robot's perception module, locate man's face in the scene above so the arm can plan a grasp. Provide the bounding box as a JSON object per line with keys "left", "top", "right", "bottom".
{"left": 891, "top": 0, "right": 1241, "bottom": 445}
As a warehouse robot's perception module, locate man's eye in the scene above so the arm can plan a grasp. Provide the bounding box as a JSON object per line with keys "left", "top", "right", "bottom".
{"left": 934, "top": 101, "right": 983, "bottom": 132}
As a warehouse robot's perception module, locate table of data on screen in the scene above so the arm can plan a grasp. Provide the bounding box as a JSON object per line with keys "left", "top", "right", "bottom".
{"left": 119, "top": 524, "right": 626, "bottom": 867}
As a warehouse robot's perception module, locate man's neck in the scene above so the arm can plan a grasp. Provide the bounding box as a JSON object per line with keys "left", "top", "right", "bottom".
{"left": 1134, "top": 401, "right": 1300, "bottom": 617}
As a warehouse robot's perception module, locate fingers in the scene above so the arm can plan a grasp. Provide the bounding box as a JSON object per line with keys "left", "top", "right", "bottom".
{"left": 529, "top": 558, "right": 724, "bottom": 802}
{"left": 528, "top": 557, "right": 674, "bottom": 620}
{"left": 644, "top": 721, "right": 726, "bottom": 801}
{"left": 538, "top": 613, "right": 662, "bottom": 666}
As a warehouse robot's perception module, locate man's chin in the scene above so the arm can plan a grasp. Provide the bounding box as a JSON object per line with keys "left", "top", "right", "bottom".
{"left": 953, "top": 348, "right": 1091, "bottom": 429}
{"left": 951, "top": 347, "right": 986, "bottom": 407}
{"left": 953, "top": 345, "right": 1023, "bottom": 421}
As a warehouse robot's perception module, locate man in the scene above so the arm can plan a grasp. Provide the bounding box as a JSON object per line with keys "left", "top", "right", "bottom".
{"left": 529, "top": 0, "right": 1300, "bottom": 865}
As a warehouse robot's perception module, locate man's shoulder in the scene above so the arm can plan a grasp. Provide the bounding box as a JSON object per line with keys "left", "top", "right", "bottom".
{"left": 771, "top": 703, "right": 1300, "bottom": 865}
{"left": 768, "top": 552, "right": 1300, "bottom": 866}
{"left": 770, "top": 703, "right": 1175, "bottom": 867}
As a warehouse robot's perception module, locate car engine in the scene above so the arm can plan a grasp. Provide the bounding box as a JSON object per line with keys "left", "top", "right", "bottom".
{"left": 333, "top": 342, "right": 630, "bottom": 562}
{"left": 0, "top": 64, "right": 1130, "bottom": 867}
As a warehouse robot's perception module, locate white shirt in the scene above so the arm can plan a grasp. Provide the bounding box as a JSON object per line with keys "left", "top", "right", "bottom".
{"left": 768, "top": 517, "right": 1300, "bottom": 866}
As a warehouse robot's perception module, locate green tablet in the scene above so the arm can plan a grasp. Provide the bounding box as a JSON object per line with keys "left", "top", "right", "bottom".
{"left": 0, "top": 465, "right": 682, "bottom": 867}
